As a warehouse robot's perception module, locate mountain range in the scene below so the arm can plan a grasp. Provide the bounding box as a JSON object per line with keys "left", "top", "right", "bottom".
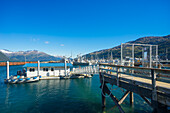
{"left": 83, "top": 35, "right": 170, "bottom": 60}
{"left": 1, "top": 35, "right": 169, "bottom": 62}
{"left": 0, "top": 49, "right": 62, "bottom": 62}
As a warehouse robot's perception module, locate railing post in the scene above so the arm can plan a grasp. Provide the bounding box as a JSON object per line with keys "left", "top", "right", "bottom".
{"left": 151, "top": 69, "right": 158, "bottom": 109}
{"left": 116, "top": 67, "right": 120, "bottom": 86}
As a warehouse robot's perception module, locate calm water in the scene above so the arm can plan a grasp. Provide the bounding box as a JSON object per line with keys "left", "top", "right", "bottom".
{"left": 0, "top": 65, "right": 152, "bottom": 113}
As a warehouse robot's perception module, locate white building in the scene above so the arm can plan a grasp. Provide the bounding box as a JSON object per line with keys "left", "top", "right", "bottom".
{"left": 23, "top": 63, "right": 73, "bottom": 77}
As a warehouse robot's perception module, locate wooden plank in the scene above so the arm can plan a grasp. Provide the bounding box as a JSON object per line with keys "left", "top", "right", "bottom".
{"left": 118, "top": 91, "right": 130, "bottom": 105}
{"left": 140, "top": 95, "right": 151, "bottom": 107}
{"left": 101, "top": 72, "right": 170, "bottom": 95}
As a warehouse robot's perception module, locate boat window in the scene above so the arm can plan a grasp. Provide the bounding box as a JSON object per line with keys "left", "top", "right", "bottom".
{"left": 51, "top": 68, "right": 54, "bottom": 71}
{"left": 29, "top": 68, "right": 35, "bottom": 72}
{"left": 43, "top": 68, "right": 46, "bottom": 71}
{"left": 29, "top": 68, "right": 32, "bottom": 72}
{"left": 46, "top": 68, "right": 48, "bottom": 71}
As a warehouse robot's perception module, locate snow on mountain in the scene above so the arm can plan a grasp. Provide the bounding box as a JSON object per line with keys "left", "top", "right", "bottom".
{"left": 0, "top": 49, "right": 13, "bottom": 54}
{"left": 0, "top": 49, "right": 62, "bottom": 61}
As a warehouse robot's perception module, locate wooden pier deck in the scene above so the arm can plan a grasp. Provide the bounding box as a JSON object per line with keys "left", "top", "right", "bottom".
{"left": 99, "top": 63, "right": 170, "bottom": 113}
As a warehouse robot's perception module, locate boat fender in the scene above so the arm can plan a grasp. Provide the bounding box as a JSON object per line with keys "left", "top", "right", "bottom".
{"left": 33, "top": 77, "right": 37, "bottom": 79}
{"left": 19, "top": 78, "right": 23, "bottom": 81}
{"left": 17, "top": 75, "right": 20, "bottom": 78}
{"left": 26, "top": 78, "right": 31, "bottom": 80}
{"left": 39, "top": 76, "right": 42, "bottom": 78}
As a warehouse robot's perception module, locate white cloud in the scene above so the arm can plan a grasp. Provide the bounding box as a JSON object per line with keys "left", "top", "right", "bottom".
{"left": 60, "top": 44, "right": 64, "bottom": 46}
{"left": 45, "top": 41, "right": 49, "bottom": 44}
{"left": 31, "top": 37, "right": 40, "bottom": 42}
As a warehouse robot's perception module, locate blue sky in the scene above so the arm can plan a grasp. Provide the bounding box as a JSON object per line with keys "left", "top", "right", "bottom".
{"left": 0, "top": 0, "right": 169, "bottom": 58}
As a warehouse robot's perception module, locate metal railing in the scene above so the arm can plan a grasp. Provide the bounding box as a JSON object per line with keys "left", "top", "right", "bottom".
{"left": 72, "top": 65, "right": 99, "bottom": 74}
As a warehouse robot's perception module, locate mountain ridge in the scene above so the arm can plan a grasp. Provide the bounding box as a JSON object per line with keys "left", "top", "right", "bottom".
{"left": 0, "top": 49, "right": 62, "bottom": 62}
{"left": 83, "top": 35, "right": 170, "bottom": 60}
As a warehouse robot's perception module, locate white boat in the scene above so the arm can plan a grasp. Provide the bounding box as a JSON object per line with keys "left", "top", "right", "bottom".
{"left": 4, "top": 75, "right": 40, "bottom": 84}
{"left": 4, "top": 61, "right": 73, "bottom": 83}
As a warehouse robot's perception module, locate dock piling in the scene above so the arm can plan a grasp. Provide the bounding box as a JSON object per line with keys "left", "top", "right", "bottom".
{"left": 130, "top": 92, "right": 134, "bottom": 105}
{"left": 7, "top": 61, "right": 9, "bottom": 79}
{"left": 102, "top": 87, "right": 106, "bottom": 108}
{"left": 37, "top": 60, "right": 40, "bottom": 76}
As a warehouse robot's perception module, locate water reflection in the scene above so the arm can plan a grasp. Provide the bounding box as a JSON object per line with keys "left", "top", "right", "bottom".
{"left": 1, "top": 66, "right": 153, "bottom": 113}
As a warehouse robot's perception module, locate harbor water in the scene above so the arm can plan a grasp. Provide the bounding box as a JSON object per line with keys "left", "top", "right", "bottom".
{"left": 0, "top": 65, "right": 152, "bottom": 113}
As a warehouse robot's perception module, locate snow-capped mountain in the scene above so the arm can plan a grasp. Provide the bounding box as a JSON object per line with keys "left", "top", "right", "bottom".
{"left": 0, "top": 49, "right": 13, "bottom": 54}
{"left": 0, "top": 49, "right": 62, "bottom": 61}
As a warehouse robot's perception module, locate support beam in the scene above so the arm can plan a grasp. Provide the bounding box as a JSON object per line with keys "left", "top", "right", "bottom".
{"left": 118, "top": 91, "right": 130, "bottom": 105}
{"left": 103, "top": 84, "right": 125, "bottom": 113}
{"left": 140, "top": 95, "right": 151, "bottom": 107}
{"left": 130, "top": 92, "right": 134, "bottom": 105}
{"left": 151, "top": 69, "right": 158, "bottom": 109}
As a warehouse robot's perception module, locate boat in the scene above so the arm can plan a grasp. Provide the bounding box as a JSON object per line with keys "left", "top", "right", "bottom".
{"left": 4, "top": 61, "right": 73, "bottom": 83}
{"left": 4, "top": 71, "right": 40, "bottom": 84}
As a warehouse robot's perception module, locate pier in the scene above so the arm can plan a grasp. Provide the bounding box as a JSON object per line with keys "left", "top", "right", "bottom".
{"left": 99, "top": 63, "right": 170, "bottom": 113}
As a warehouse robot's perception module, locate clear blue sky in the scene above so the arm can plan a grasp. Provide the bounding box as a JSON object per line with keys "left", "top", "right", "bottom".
{"left": 0, "top": 0, "right": 169, "bottom": 58}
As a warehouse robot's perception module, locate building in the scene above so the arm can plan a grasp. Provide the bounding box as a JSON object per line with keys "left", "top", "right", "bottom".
{"left": 23, "top": 63, "right": 73, "bottom": 77}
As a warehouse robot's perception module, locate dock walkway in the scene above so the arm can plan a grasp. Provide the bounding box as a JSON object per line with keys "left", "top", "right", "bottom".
{"left": 99, "top": 63, "right": 170, "bottom": 113}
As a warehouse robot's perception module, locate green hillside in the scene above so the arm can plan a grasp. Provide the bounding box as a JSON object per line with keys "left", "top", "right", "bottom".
{"left": 83, "top": 35, "right": 170, "bottom": 60}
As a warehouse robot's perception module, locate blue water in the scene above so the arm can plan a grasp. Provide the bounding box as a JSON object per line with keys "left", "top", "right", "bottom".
{"left": 0, "top": 65, "right": 152, "bottom": 113}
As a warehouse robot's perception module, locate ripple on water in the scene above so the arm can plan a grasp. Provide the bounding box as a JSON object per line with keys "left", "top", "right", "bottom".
{"left": 0, "top": 66, "right": 153, "bottom": 113}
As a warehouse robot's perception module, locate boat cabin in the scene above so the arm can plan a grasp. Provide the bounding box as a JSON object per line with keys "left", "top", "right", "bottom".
{"left": 23, "top": 63, "right": 73, "bottom": 77}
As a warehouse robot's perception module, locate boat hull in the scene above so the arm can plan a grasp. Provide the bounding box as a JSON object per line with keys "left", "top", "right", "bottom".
{"left": 4, "top": 76, "right": 40, "bottom": 84}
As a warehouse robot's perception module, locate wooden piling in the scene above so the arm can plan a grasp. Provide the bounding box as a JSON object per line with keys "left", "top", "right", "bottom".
{"left": 130, "top": 92, "right": 134, "bottom": 105}
{"left": 102, "top": 89, "right": 106, "bottom": 108}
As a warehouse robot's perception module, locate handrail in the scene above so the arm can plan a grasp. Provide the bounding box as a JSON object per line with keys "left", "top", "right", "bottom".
{"left": 99, "top": 63, "right": 170, "bottom": 74}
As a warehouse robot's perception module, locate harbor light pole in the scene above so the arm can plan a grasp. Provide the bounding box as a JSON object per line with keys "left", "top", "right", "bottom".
{"left": 121, "top": 43, "right": 123, "bottom": 65}
{"left": 132, "top": 44, "right": 134, "bottom": 66}
{"left": 150, "top": 46, "right": 152, "bottom": 68}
